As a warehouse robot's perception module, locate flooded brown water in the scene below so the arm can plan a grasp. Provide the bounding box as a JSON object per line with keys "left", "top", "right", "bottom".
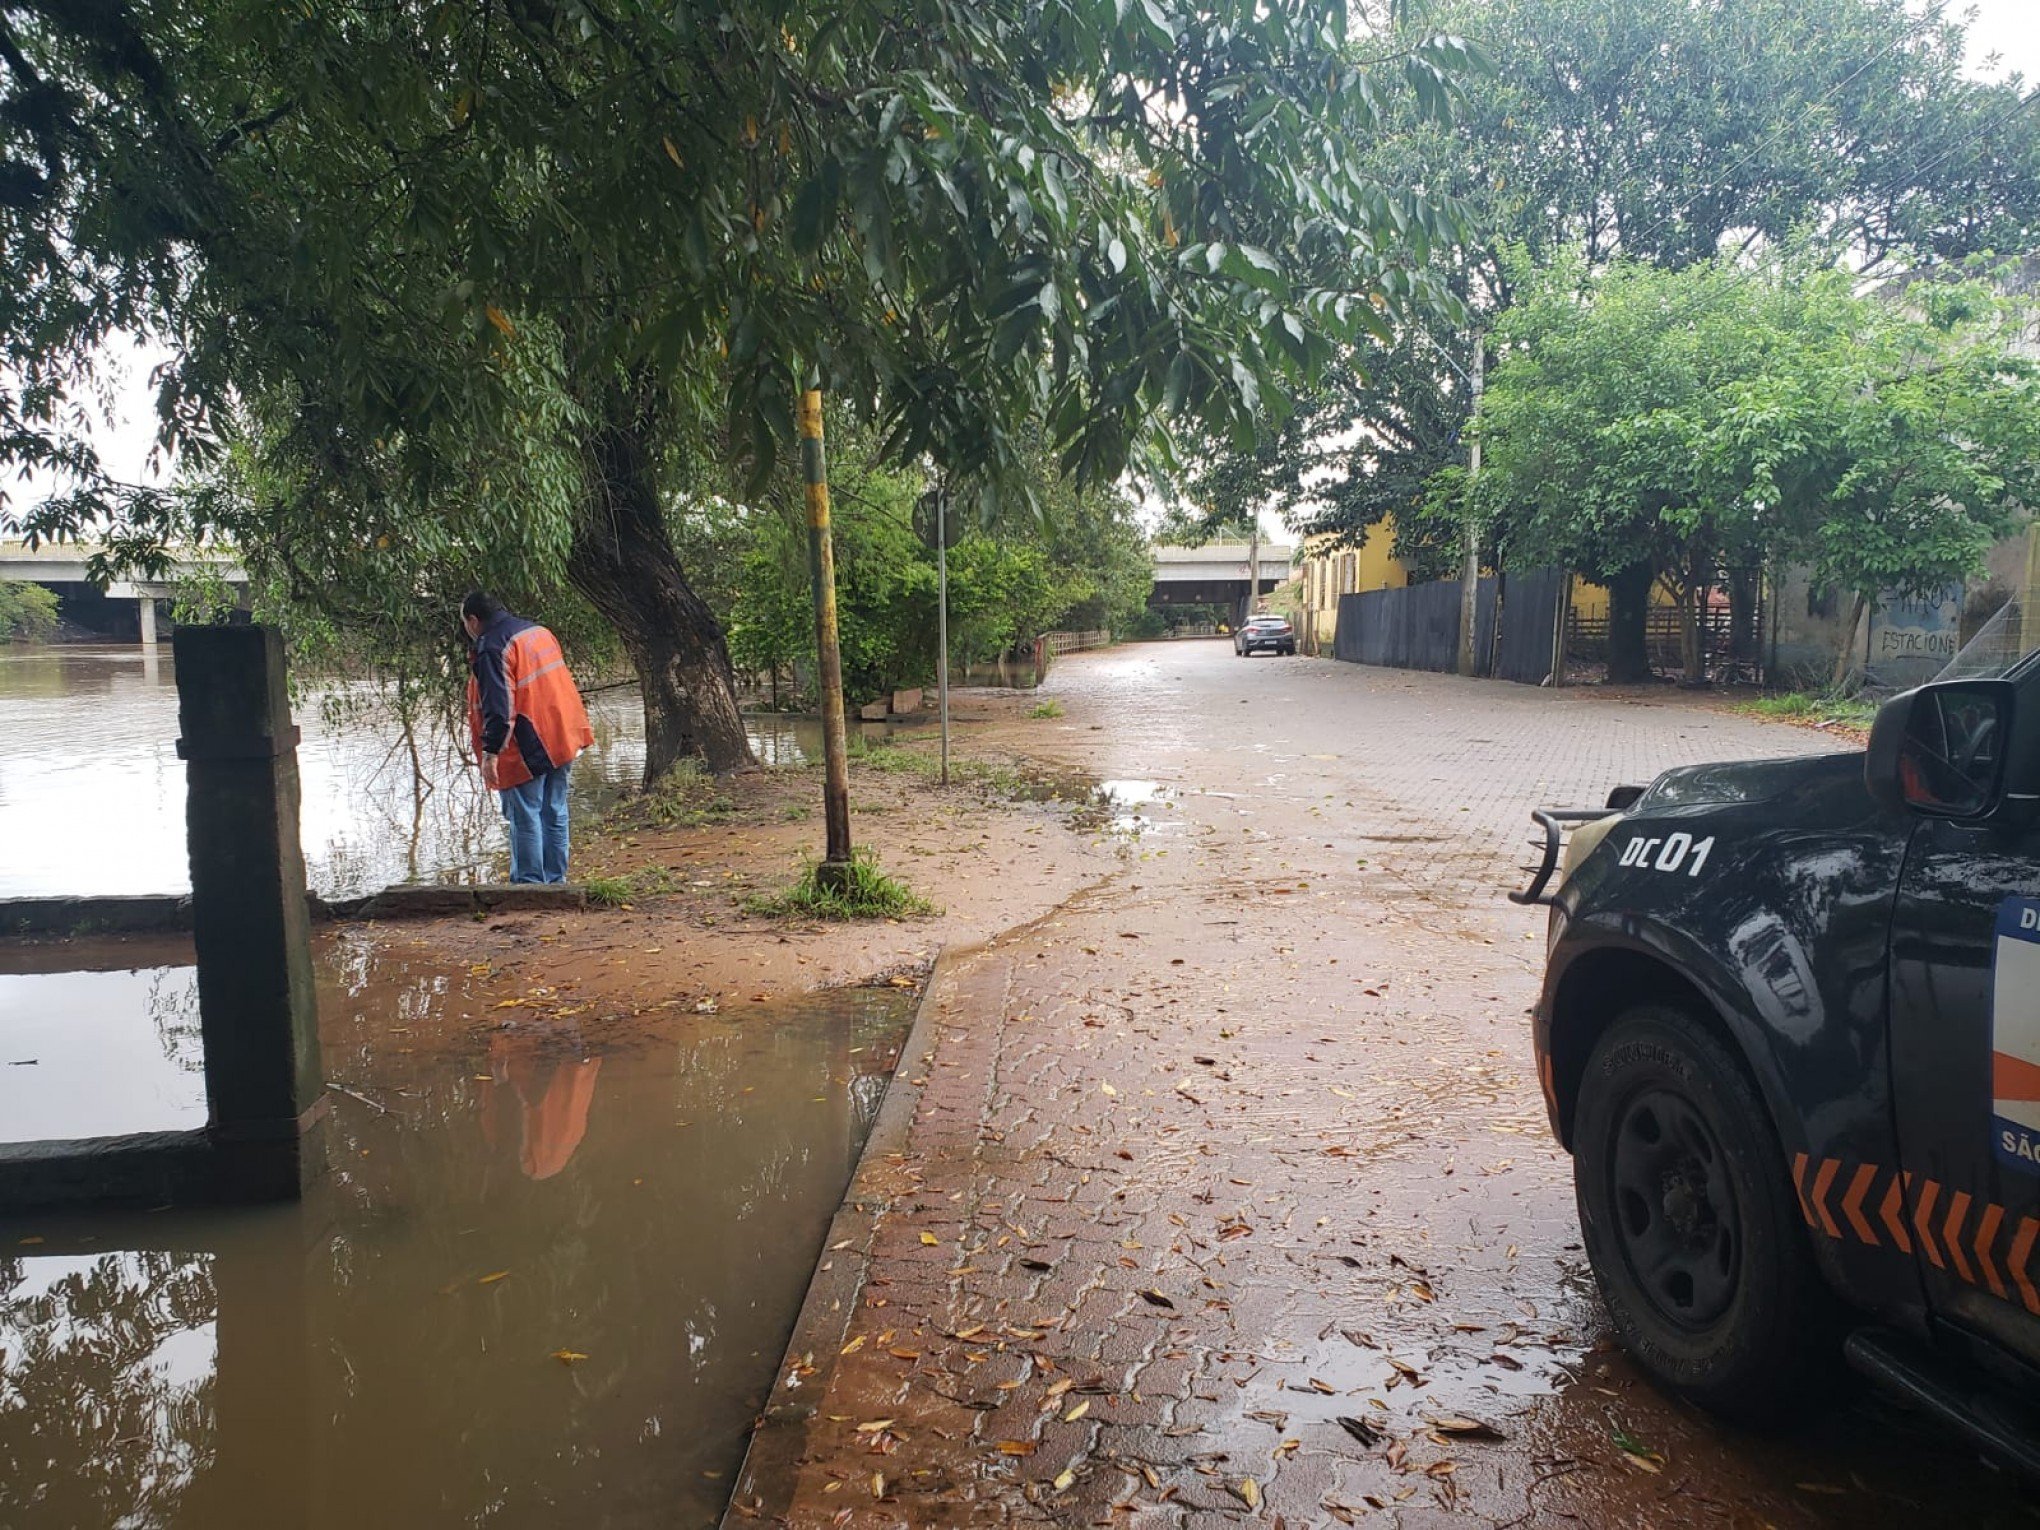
{"left": 0, "top": 645, "right": 860, "bottom": 898}
{"left": 0, "top": 931, "right": 917, "bottom": 1529}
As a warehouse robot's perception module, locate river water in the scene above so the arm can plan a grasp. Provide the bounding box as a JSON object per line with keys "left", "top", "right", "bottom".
{"left": 0, "top": 936, "right": 913, "bottom": 1529}
{"left": 0, "top": 645, "right": 925, "bottom": 1527}
{"left": 0, "top": 645, "right": 854, "bottom": 899}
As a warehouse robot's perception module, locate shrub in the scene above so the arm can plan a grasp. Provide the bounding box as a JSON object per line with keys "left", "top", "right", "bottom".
{"left": 745, "top": 852, "right": 935, "bottom": 920}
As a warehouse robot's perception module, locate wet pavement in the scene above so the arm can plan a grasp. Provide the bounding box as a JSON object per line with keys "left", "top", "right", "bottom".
{"left": 0, "top": 930, "right": 918, "bottom": 1529}
{"left": 739, "top": 643, "right": 2033, "bottom": 1527}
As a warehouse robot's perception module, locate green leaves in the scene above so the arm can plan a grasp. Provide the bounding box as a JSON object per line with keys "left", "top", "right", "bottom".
{"left": 1473, "top": 252, "right": 2040, "bottom": 611}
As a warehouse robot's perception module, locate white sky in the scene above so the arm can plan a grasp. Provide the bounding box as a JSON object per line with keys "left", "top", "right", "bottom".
{"left": 1963, "top": 0, "right": 2040, "bottom": 84}
{"left": 47, "top": 1, "right": 2040, "bottom": 541}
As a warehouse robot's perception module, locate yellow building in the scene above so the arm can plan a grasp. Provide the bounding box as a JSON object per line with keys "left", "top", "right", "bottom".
{"left": 1291, "top": 524, "right": 1409, "bottom": 652}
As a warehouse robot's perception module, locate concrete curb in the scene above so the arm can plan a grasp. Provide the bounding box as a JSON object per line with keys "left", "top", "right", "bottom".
{"left": 0, "top": 885, "right": 586, "bottom": 938}
{"left": 719, "top": 943, "right": 974, "bottom": 1528}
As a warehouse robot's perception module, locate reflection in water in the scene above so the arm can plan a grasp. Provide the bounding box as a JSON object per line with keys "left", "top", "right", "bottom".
{"left": 481, "top": 1032, "right": 603, "bottom": 1181}
{"left": 0, "top": 967, "right": 207, "bottom": 1141}
{"left": 0, "top": 1252, "right": 217, "bottom": 1530}
{"left": 0, "top": 936, "right": 915, "bottom": 1529}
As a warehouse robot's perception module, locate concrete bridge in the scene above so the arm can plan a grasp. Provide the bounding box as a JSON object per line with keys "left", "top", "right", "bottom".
{"left": 1150, "top": 540, "right": 1294, "bottom": 623}
{"left": 0, "top": 538, "right": 248, "bottom": 646}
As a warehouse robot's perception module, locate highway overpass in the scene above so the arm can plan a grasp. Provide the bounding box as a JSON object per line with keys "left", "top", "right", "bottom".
{"left": 1, "top": 539, "right": 248, "bottom": 645}
{"left": 1150, "top": 541, "right": 1294, "bottom": 624}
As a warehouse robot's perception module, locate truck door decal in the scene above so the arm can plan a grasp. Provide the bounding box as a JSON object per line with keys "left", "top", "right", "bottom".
{"left": 1991, "top": 898, "right": 2040, "bottom": 1175}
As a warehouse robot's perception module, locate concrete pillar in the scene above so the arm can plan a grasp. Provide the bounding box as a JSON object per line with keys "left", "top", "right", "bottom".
{"left": 138, "top": 592, "right": 158, "bottom": 649}
{"left": 173, "top": 625, "right": 325, "bottom": 1198}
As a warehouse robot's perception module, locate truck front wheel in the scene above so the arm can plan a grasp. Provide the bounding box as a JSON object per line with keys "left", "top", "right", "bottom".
{"left": 1574, "top": 1005, "right": 1833, "bottom": 1421}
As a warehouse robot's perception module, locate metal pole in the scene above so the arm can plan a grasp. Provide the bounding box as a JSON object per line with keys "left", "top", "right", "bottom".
{"left": 937, "top": 492, "right": 951, "bottom": 788}
{"left": 1245, "top": 519, "right": 1261, "bottom": 626}
{"left": 1458, "top": 334, "right": 1485, "bottom": 677}
{"left": 798, "top": 388, "right": 854, "bottom": 885}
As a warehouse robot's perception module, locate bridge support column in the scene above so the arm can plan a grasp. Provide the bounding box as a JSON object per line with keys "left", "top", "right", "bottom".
{"left": 175, "top": 624, "right": 326, "bottom": 1198}
{"left": 138, "top": 593, "right": 158, "bottom": 649}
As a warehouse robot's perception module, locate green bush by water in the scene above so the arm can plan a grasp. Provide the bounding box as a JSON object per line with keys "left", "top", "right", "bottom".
{"left": 0, "top": 584, "right": 58, "bottom": 643}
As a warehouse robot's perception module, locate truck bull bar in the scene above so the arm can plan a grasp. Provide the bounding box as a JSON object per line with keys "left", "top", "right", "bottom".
{"left": 1510, "top": 808, "right": 1622, "bottom": 907}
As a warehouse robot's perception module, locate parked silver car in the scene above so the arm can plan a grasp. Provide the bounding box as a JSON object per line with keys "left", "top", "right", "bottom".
{"left": 1233, "top": 614, "right": 1296, "bottom": 657}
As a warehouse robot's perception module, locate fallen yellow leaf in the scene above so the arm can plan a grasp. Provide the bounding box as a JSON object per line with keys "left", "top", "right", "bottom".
{"left": 550, "top": 1349, "right": 588, "bottom": 1365}
{"left": 1064, "top": 1399, "right": 1089, "bottom": 1421}
{"left": 920, "top": 1232, "right": 939, "bottom": 1246}
{"left": 840, "top": 1334, "right": 866, "bottom": 1355}
{"left": 1053, "top": 1468, "right": 1075, "bottom": 1490}
{"left": 477, "top": 1270, "right": 510, "bottom": 1285}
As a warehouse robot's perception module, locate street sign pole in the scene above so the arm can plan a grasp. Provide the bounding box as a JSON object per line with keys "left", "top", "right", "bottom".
{"left": 937, "top": 493, "right": 951, "bottom": 787}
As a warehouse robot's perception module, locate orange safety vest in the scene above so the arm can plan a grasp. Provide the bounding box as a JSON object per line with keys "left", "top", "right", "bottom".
{"left": 467, "top": 621, "right": 595, "bottom": 790}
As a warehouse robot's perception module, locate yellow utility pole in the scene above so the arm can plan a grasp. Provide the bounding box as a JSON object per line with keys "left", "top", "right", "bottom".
{"left": 1457, "top": 334, "right": 1485, "bottom": 678}
{"left": 798, "top": 388, "right": 854, "bottom": 886}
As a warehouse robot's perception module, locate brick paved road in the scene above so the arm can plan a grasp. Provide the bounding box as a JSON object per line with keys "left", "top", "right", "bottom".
{"left": 730, "top": 645, "right": 2024, "bottom": 1528}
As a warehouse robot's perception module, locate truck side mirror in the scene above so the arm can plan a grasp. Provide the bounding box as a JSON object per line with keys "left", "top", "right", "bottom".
{"left": 1865, "top": 680, "right": 2015, "bottom": 820}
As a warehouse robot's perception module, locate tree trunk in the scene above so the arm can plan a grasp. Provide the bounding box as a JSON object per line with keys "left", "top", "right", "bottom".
{"left": 1727, "top": 564, "right": 1760, "bottom": 683}
{"left": 1675, "top": 553, "right": 1716, "bottom": 688}
{"left": 566, "top": 392, "right": 758, "bottom": 783}
{"left": 1606, "top": 561, "right": 1655, "bottom": 684}
{"left": 1831, "top": 592, "right": 1870, "bottom": 693}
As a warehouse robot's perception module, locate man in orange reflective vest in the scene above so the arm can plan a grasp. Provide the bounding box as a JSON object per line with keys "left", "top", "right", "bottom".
{"left": 462, "top": 592, "right": 595, "bottom": 884}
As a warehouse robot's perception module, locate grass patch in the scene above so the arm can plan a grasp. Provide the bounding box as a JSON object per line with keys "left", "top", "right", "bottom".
{"left": 582, "top": 866, "right": 677, "bottom": 907}
{"left": 619, "top": 759, "right": 737, "bottom": 828}
{"left": 852, "top": 741, "right": 1030, "bottom": 796}
{"left": 745, "top": 851, "right": 936, "bottom": 921}
{"left": 1027, "top": 698, "right": 1064, "bottom": 719}
{"left": 1737, "top": 691, "right": 1879, "bottom": 731}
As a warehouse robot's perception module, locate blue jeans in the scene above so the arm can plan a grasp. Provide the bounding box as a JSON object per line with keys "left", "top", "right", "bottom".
{"left": 500, "top": 762, "right": 572, "bottom": 884}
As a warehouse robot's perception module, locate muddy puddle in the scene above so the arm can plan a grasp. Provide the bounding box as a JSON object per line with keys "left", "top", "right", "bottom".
{"left": 0, "top": 932, "right": 917, "bottom": 1529}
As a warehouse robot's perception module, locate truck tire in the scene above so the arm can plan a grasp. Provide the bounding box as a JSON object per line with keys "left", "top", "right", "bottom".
{"left": 1574, "top": 1005, "right": 1833, "bottom": 1422}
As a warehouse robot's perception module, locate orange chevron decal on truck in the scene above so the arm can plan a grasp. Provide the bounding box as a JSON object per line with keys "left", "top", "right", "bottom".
{"left": 2013, "top": 1218, "right": 2040, "bottom": 1317}
{"left": 1787, "top": 1157, "right": 2038, "bottom": 1315}
{"left": 1810, "top": 1157, "right": 1843, "bottom": 1239}
{"left": 1880, "top": 1174, "right": 1913, "bottom": 1253}
{"left": 1944, "top": 1191, "right": 1975, "bottom": 1285}
{"left": 1975, "top": 1201, "right": 2007, "bottom": 1300}
{"left": 1840, "top": 1162, "right": 1880, "bottom": 1245}
{"left": 1913, "top": 1177, "right": 1945, "bottom": 1269}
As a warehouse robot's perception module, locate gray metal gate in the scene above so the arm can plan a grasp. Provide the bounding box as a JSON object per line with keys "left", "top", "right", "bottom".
{"left": 1334, "top": 568, "right": 1562, "bottom": 685}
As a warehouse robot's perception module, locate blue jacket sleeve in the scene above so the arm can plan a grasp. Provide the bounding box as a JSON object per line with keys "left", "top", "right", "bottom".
{"left": 474, "top": 643, "right": 513, "bottom": 755}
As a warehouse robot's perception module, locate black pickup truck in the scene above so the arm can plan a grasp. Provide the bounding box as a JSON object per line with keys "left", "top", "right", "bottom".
{"left": 1519, "top": 673, "right": 2040, "bottom": 1471}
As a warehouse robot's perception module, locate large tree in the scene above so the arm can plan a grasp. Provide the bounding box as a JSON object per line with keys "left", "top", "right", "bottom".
{"left": 1469, "top": 255, "right": 2040, "bottom": 682}
{"left": 1209, "top": 0, "right": 2040, "bottom": 639}
{"left": 0, "top": 0, "right": 1476, "bottom": 778}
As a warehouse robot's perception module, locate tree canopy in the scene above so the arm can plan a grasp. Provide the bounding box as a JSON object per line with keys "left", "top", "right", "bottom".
{"left": 1469, "top": 255, "right": 2040, "bottom": 679}
{"left": 1205, "top": 0, "right": 2040, "bottom": 571}
{"left": 0, "top": 0, "right": 1481, "bottom": 775}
